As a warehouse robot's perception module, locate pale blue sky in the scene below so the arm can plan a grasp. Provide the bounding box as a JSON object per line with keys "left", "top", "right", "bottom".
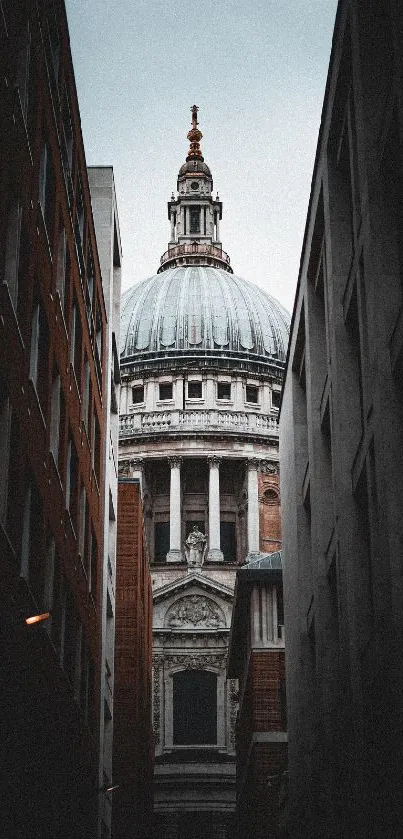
{"left": 66, "top": 0, "right": 338, "bottom": 314}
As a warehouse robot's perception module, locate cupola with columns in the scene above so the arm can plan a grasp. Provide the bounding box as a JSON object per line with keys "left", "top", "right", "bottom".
{"left": 159, "top": 105, "right": 231, "bottom": 272}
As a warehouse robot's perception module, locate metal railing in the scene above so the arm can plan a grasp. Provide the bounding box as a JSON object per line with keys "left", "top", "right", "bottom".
{"left": 159, "top": 242, "right": 231, "bottom": 269}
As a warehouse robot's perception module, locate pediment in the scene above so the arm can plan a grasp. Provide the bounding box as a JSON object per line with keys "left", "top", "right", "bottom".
{"left": 152, "top": 571, "right": 234, "bottom": 604}
{"left": 152, "top": 572, "right": 233, "bottom": 632}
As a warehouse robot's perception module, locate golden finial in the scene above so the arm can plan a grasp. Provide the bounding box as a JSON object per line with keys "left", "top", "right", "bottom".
{"left": 187, "top": 105, "right": 203, "bottom": 159}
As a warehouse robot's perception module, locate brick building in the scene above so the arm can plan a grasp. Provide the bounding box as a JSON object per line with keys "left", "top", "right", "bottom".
{"left": 228, "top": 552, "right": 287, "bottom": 839}
{"left": 0, "top": 2, "right": 120, "bottom": 836}
{"left": 280, "top": 1, "right": 403, "bottom": 836}
{"left": 113, "top": 479, "right": 154, "bottom": 839}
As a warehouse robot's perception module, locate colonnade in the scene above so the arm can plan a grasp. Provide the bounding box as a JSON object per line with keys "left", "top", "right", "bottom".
{"left": 166, "top": 456, "right": 260, "bottom": 563}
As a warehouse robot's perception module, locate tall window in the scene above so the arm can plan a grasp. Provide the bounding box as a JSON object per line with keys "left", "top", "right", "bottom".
{"left": 30, "top": 296, "right": 50, "bottom": 411}
{"left": 70, "top": 297, "right": 82, "bottom": 387}
{"left": 3, "top": 196, "right": 22, "bottom": 306}
{"left": 173, "top": 670, "right": 217, "bottom": 745}
{"left": 39, "top": 141, "right": 56, "bottom": 246}
{"left": 50, "top": 369, "right": 61, "bottom": 461}
{"left": 190, "top": 207, "right": 200, "bottom": 233}
{"left": 16, "top": 20, "right": 31, "bottom": 118}
{"left": 66, "top": 435, "right": 79, "bottom": 533}
{"left": 56, "top": 226, "right": 66, "bottom": 305}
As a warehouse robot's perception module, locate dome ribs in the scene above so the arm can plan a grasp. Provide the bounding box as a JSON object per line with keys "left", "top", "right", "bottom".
{"left": 120, "top": 268, "right": 290, "bottom": 366}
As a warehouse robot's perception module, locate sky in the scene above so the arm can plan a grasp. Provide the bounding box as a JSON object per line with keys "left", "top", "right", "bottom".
{"left": 65, "top": 0, "right": 338, "bottom": 315}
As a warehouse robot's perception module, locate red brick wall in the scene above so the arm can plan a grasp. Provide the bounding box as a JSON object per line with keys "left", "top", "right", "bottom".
{"left": 259, "top": 474, "right": 282, "bottom": 553}
{"left": 0, "top": 2, "right": 108, "bottom": 834}
{"left": 236, "top": 649, "right": 287, "bottom": 839}
{"left": 113, "top": 480, "right": 154, "bottom": 839}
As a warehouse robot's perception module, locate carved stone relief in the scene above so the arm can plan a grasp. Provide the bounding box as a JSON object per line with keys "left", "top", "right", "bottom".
{"left": 165, "top": 595, "right": 226, "bottom": 629}
{"left": 163, "top": 651, "right": 227, "bottom": 671}
{"left": 152, "top": 657, "right": 163, "bottom": 742}
{"left": 229, "top": 678, "right": 238, "bottom": 749}
{"left": 260, "top": 460, "right": 279, "bottom": 475}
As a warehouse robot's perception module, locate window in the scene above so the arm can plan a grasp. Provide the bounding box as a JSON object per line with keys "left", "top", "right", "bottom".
{"left": 20, "top": 476, "right": 46, "bottom": 606}
{"left": 220, "top": 522, "right": 236, "bottom": 562}
{"left": 154, "top": 522, "right": 170, "bottom": 563}
{"left": 3, "top": 196, "right": 22, "bottom": 306}
{"left": 85, "top": 249, "right": 94, "bottom": 322}
{"left": 90, "top": 526, "right": 98, "bottom": 595}
{"left": 56, "top": 226, "right": 66, "bottom": 305}
{"left": 70, "top": 297, "right": 82, "bottom": 387}
{"left": 50, "top": 370, "right": 61, "bottom": 461}
{"left": 190, "top": 207, "right": 200, "bottom": 233}
{"left": 132, "top": 385, "right": 144, "bottom": 404}
{"left": 82, "top": 355, "right": 90, "bottom": 428}
{"left": 78, "top": 486, "right": 86, "bottom": 559}
{"left": 272, "top": 390, "right": 281, "bottom": 410}
{"left": 93, "top": 411, "right": 101, "bottom": 486}
{"left": 30, "top": 297, "right": 50, "bottom": 410}
{"left": 159, "top": 382, "right": 173, "bottom": 401}
{"left": 217, "top": 381, "right": 231, "bottom": 400}
{"left": 46, "top": 3, "right": 60, "bottom": 83}
{"left": 62, "top": 90, "right": 73, "bottom": 170}
{"left": 188, "top": 381, "right": 202, "bottom": 399}
{"left": 246, "top": 384, "right": 259, "bottom": 404}
{"left": 173, "top": 670, "right": 217, "bottom": 745}
{"left": 16, "top": 20, "right": 31, "bottom": 119}
{"left": 94, "top": 303, "right": 103, "bottom": 386}
{"left": 75, "top": 178, "right": 85, "bottom": 247}
{"left": 66, "top": 435, "right": 79, "bottom": 533}
{"left": 39, "top": 141, "right": 56, "bottom": 246}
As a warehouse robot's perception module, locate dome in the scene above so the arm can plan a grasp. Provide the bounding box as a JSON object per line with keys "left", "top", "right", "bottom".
{"left": 178, "top": 159, "right": 212, "bottom": 178}
{"left": 120, "top": 266, "right": 290, "bottom": 366}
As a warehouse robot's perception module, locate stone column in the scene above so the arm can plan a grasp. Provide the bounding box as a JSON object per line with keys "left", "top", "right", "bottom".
{"left": 170, "top": 211, "right": 175, "bottom": 242}
{"left": 207, "top": 456, "right": 224, "bottom": 562}
{"left": 247, "top": 458, "right": 260, "bottom": 557}
{"left": 167, "top": 456, "right": 183, "bottom": 562}
{"left": 216, "top": 212, "right": 220, "bottom": 242}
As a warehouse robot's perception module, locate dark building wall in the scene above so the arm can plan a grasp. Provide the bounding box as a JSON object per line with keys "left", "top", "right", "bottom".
{"left": 280, "top": 1, "right": 403, "bottom": 837}
{"left": 113, "top": 479, "right": 154, "bottom": 839}
{"left": 0, "top": 1, "right": 108, "bottom": 835}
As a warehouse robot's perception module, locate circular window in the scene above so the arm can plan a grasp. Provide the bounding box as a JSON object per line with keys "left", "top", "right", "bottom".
{"left": 263, "top": 487, "right": 279, "bottom": 505}
{"left": 191, "top": 181, "right": 199, "bottom": 190}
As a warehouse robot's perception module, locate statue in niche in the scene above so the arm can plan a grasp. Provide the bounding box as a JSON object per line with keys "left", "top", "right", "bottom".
{"left": 184, "top": 525, "right": 207, "bottom": 567}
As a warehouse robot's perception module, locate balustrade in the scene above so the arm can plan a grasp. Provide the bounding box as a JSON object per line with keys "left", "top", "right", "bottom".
{"left": 119, "top": 409, "right": 278, "bottom": 438}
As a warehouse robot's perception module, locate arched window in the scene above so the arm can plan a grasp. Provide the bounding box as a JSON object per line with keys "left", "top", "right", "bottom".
{"left": 173, "top": 670, "right": 217, "bottom": 745}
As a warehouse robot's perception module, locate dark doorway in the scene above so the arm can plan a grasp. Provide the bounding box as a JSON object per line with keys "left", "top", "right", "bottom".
{"left": 154, "top": 521, "right": 170, "bottom": 563}
{"left": 220, "top": 521, "right": 236, "bottom": 562}
{"left": 173, "top": 670, "right": 217, "bottom": 744}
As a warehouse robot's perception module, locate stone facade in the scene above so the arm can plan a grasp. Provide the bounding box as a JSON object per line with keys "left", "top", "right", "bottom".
{"left": 280, "top": 2, "right": 403, "bottom": 836}
{"left": 118, "top": 109, "right": 289, "bottom": 839}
